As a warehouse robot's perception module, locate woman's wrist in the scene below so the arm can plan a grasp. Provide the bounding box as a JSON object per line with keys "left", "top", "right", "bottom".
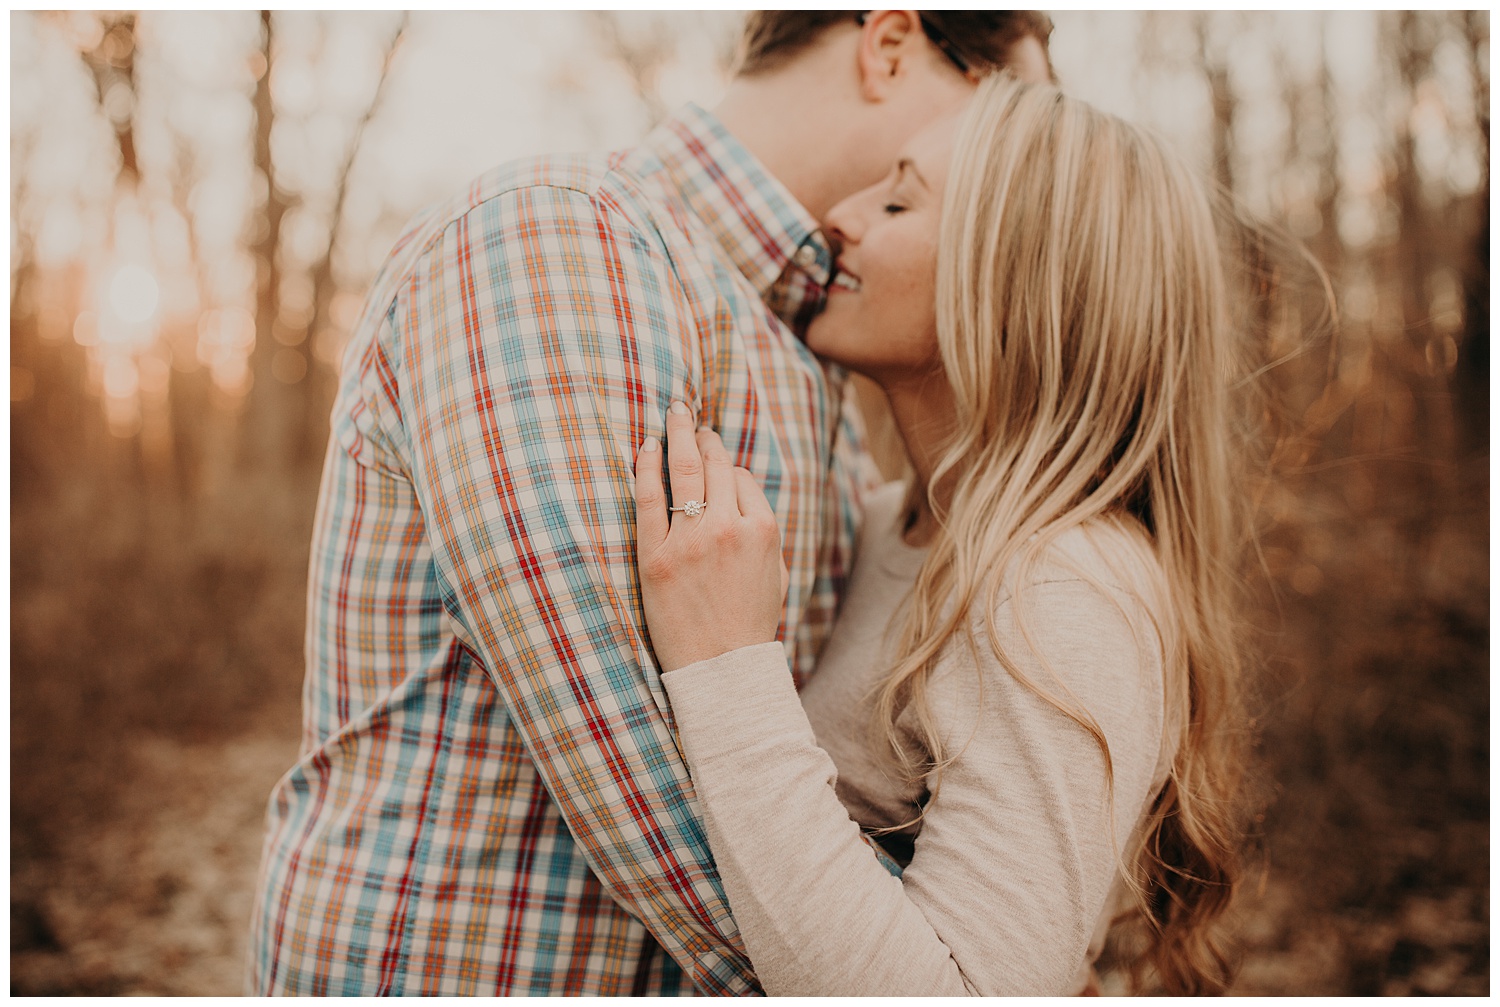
{"left": 660, "top": 640, "right": 788, "bottom": 683}
{"left": 661, "top": 642, "right": 804, "bottom": 754}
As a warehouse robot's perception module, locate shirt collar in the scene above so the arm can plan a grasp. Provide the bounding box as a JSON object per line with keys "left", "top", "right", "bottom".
{"left": 640, "top": 103, "right": 833, "bottom": 299}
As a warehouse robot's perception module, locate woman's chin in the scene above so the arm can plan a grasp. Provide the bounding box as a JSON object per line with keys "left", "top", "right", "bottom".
{"left": 804, "top": 317, "right": 851, "bottom": 370}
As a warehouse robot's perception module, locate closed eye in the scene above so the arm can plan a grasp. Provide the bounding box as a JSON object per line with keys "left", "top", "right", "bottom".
{"left": 883, "top": 203, "right": 907, "bottom": 215}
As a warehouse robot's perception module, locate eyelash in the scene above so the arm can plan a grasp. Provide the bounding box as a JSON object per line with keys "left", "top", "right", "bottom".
{"left": 883, "top": 203, "right": 907, "bottom": 215}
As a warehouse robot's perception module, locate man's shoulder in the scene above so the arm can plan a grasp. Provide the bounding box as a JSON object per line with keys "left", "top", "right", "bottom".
{"left": 352, "top": 148, "right": 687, "bottom": 332}
{"left": 404, "top": 150, "right": 671, "bottom": 262}
{"left": 463, "top": 150, "right": 650, "bottom": 211}
{"left": 330, "top": 148, "right": 689, "bottom": 465}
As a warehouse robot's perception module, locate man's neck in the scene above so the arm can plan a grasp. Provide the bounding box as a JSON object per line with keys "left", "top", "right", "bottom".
{"left": 714, "top": 71, "right": 863, "bottom": 223}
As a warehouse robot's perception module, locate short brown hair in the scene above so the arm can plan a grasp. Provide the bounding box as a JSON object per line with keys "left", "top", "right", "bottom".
{"left": 735, "top": 11, "right": 1054, "bottom": 78}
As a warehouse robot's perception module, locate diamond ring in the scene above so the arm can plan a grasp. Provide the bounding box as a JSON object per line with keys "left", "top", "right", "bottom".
{"left": 669, "top": 500, "right": 707, "bottom": 517}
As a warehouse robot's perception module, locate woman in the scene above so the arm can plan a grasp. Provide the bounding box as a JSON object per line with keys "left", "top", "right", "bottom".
{"left": 633, "top": 76, "right": 1256, "bottom": 995}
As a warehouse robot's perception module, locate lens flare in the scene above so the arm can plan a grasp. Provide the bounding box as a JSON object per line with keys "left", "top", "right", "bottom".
{"left": 108, "top": 265, "right": 160, "bottom": 324}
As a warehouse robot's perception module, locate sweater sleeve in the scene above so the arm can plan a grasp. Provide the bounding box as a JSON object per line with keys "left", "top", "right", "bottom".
{"left": 660, "top": 578, "right": 1166, "bottom": 996}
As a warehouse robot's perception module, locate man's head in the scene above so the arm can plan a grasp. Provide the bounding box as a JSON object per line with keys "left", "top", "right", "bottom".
{"left": 715, "top": 11, "right": 1055, "bottom": 220}
{"left": 736, "top": 11, "right": 1054, "bottom": 83}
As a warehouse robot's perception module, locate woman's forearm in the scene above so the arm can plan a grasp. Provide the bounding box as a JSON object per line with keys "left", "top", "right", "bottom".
{"left": 663, "top": 643, "right": 976, "bottom": 996}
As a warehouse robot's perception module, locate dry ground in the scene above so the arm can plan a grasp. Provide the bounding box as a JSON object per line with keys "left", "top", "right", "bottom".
{"left": 10, "top": 440, "right": 1488, "bottom": 995}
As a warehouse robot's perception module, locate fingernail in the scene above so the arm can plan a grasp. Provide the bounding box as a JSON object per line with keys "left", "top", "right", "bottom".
{"left": 669, "top": 401, "right": 689, "bottom": 416}
{"left": 639, "top": 436, "right": 660, "bottom": 454}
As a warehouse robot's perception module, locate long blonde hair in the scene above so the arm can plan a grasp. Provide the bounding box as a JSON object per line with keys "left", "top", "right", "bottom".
{"left": 878, "top": 77, "right": 1260, "bottom": 993}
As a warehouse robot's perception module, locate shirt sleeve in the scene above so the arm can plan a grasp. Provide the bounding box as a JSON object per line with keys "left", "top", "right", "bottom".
{"left": 357, "top": 180, "right": 756, "bottom": 994}
{"left": 660, "top": 579, "right": 1167, "bottom": 996}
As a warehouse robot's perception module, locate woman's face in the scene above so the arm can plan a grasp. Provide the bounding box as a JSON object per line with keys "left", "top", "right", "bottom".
{"left": 806, "top": 116, "right": 959, "bottom": 386}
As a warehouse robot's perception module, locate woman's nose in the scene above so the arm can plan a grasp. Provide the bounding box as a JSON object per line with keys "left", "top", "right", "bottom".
{"left": 822, "top": 194, "right": 864, "bottom": 250}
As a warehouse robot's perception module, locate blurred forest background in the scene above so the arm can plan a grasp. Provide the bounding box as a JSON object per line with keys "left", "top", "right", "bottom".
{"left": 9, "top": 11, "right": 1488, "bottom": 995}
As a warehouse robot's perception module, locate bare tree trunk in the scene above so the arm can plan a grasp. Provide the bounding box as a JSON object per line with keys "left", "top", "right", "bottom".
{"left": 161, "top": 134, "right": 218, "bottom": 503}
{"left": 80, "top": 14, "right": 140, "bottom": 191}
{"left": 10, "top": 127, "right": 48, "bottom": 500}
{"left": 242, "top": 9, "right": 293, "bottom": 471}
{"left": 1385, "top": 10, "right": 1457, "bottom": 560}
{"left": 78, "top": 12, "right": 146, "bottom": 489}
{"left": 591, "top": 12, "right": 673, "bottom": 128}
{"left": 1195, "top": 13, "right": 1237, "bottom": 196}
{"left": 1390, "top": 11, "right": 1451, "bottom": 460}
{"left": 296, "top": 13, "right": 409, "bottom": 467}
{"left": 1392, "top": 12, "right": 1434, "bottom": 355}
{"left": 1313, "top": 16, "right": 1344, "bottom": 275}
{"left": 1455, "top": 10, "right": 1489, "bottom": 454}
{"left": 10, "top": 124, "right": 99, "bottom": 504}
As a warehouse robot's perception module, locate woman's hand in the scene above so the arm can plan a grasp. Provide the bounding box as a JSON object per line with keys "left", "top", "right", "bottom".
{"left": 634, "top": 402, "right": 789, "bottom": 673}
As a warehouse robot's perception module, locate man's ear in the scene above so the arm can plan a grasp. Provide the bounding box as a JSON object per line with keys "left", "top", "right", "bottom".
{"left": 855, "top": 9, "right": 925, "bottom": 102}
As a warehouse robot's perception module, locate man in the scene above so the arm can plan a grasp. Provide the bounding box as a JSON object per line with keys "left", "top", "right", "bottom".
{"left": 249, "top": 11, "right": 1053, "bottom": 996}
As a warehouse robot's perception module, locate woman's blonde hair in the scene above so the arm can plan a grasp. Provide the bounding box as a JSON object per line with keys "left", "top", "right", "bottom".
{"left": 878, "top": 76, "right": 1262, "bottom": 993}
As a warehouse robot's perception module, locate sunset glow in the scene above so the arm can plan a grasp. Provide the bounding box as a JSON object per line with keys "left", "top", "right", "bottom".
{"left": 8, "top": 11, "right": 1490, "bottom": 998}
{"left": 108, "top": 265, "right": 160, "bottom": 325}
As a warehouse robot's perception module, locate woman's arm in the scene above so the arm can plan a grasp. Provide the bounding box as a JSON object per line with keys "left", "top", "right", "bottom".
{"left": 663, "top": 642, "right": 975, "bottom": 994}
{"left": 661, "top": 579, "right": 1165, "bottom": 995}
{"left": 635, "top": 423, "right": 1166, "bottom": 995}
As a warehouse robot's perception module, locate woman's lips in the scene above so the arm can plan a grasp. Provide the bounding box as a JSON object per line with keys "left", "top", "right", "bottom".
{"left": 829, "top": 264, "right": 862, "bottom": 293}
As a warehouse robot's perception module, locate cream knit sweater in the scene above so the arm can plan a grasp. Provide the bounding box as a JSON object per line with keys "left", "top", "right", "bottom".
{"left": 661, "top": 483, "right": 1177, "bottom": 996}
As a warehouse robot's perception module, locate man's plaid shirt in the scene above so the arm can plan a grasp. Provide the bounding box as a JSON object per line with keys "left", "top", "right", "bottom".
{"left": 247, "top": 104, "right": 874, "bottom": 995}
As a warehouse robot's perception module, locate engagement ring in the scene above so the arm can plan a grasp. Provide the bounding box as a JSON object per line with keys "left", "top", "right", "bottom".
{"left": 669, "top": 500, "right": 707, "bottom": 517}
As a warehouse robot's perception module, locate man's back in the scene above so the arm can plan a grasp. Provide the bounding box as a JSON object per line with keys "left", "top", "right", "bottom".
{"left": 248, "top": 105, "right": 871, "bottom": 995}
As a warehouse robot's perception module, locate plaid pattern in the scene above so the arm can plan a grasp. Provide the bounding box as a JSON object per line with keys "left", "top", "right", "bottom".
{"left": 248, "top": 104, "right": 875, "bottom": 995}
